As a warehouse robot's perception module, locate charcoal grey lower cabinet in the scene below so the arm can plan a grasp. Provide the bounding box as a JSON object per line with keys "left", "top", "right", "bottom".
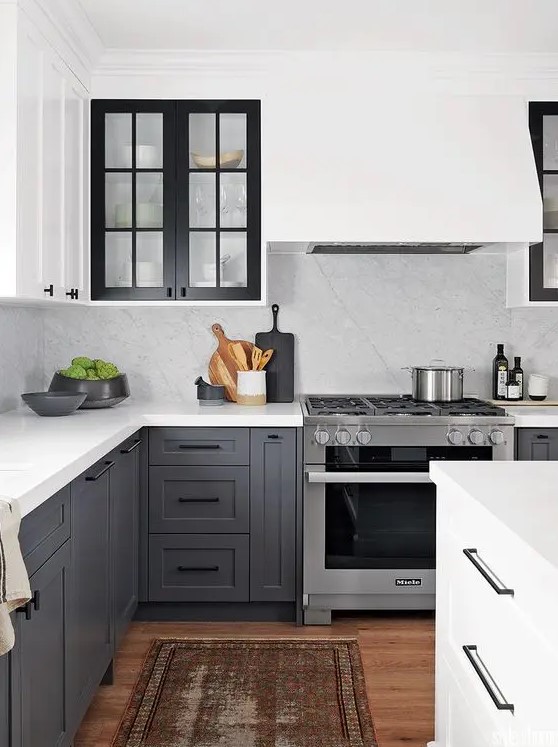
{"left": 516, "top": 428, "right": 558, "bottom": 460}
{"left": 250, "top": 430, "right": 297, "bottom": 602}
{"left": 1, "top": 637, "right": 12, "bottom": 746}
{"left": 111, "top": 435, "right": 141, "bottom": 649}
{"left": 69, "top": 460, "right": 113, "bottom": 733}
{"left": 15, "top": 540, "right": 72, "bottom": 747}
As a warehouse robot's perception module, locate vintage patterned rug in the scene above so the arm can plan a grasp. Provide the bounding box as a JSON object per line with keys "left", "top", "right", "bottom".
{"left": 112, "top": 637, "right": 378, "bottom": 747}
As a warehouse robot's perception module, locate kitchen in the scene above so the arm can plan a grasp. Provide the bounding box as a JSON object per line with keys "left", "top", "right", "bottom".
{"left": 2, "top": 1, "right": 558, "bottom": 746}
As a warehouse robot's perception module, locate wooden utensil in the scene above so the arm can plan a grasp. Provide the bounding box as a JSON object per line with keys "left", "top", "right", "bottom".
{"left": 258, "top": 349, "right": 274, "bottom": 370}
{"left": 255, "top": 304, "right": 295, "bottom": 401}
{"left": 228, "top": 342, "right": 250, "bottom": 371}
{"left": 208, "top": 324, "right": 254, "bottom": 401}
{"left": 251, "top": 347, "right": 263, "bottom": 371}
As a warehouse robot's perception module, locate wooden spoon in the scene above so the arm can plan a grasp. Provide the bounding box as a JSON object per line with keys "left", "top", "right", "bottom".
{"left": 228, "top": 342, "right": 249, "bottom": 371}
{"left": 251, "top": 347, "right": 263, "bottom": 371}
{"left": 258, "top": 349, "right": 274, "bottom": 370}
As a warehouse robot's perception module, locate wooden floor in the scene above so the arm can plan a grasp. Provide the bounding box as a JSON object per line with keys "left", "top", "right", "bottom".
{"left": 75, "top": 613, "right": 435, "bottom": 747}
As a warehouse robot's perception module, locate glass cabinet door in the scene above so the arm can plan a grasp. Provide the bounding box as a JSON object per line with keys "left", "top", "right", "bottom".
{"left": 91, "top": 102, "right": 175, "bottom": 300}
{"left": 529, "top": 104, "right": 558, "bottom": 301}
{"left": 176, "top": 101, "right": 261, "bottom": 300}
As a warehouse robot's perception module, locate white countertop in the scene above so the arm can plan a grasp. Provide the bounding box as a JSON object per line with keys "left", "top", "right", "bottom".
{"left": 505, "top": 406, "right": 558, "bottom": 427}
{"left": 430, "top": 461, "right": 558, "bottom": 570}
{"left": 0, "top": 400, "right": 303, "bottom": 518}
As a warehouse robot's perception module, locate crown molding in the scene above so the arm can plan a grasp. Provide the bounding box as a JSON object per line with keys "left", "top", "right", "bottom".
{"left": 19, "top": 0, "right": 103, "bottom": 85}
{"left": 96, "top": 49, "right": 278, "bottom": 76}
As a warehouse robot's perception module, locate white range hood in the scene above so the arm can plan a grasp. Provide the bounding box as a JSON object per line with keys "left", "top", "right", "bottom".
{"left": 264, "top": 94, "right": 542, "bottom": 250}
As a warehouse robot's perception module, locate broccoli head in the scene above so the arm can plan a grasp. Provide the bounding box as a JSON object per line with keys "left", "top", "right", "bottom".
{"left": 94, "top": 360, "right": 120, "bottom": 380}
{"left": 59, "top": 364, "right": 87, "bottom": 380}
{"left": 72, "top": 356, "right": 94, "bottom": 370}
{"left": 86, "top": 369, "right": 101, "bottom": 380}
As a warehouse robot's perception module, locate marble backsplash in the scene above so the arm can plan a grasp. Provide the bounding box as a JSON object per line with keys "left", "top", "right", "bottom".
{"left": 41, "top": 253, "right": 558, "bottom": 402}
{"left": 0, "top": 307, "right": 44, "bottom": 413}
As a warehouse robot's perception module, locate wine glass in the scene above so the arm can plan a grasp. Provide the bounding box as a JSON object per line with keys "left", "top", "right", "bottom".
{"left": 194, "top": 184, "right": 207, "bottom": 227}
{"left": 234, "top": 183, "right": 247, "bottom": 227}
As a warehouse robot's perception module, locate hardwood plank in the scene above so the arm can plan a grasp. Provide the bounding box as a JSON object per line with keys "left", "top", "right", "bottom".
{"left": 74, "top": 613, "right": 435, "bottom": 747}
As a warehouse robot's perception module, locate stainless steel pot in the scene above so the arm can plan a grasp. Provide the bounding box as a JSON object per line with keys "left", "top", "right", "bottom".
{"left": 403, "top": 360, "right": 465, "bottom": 402}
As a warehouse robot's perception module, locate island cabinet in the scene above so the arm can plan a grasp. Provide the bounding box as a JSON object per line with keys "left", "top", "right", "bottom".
{"left": 0, "top": 651, "right": 10, "bottom": 746}
{"left": 516, "top": 428, "right": 558, "bottom": 460}
{"left": 144, "top": 427, "right": 299, "bottom": 618}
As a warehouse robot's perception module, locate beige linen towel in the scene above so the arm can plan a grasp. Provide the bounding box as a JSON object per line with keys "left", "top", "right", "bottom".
{"left": 0, "top": 500, "right": 31, "bottom": 655}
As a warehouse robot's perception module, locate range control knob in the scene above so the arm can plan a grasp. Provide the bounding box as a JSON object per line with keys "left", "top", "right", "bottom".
{"left": 490, "top": 429, "right": 505, "bottom": 445}
{"left": 335, "top": 428, "right": 352, "bottom": 445}
{"left": 468, "top": 429, "right": 485, "bottom": 445}
{"left": 356, "top": 429, "right": 372, "bottom": 445}
{"left": 447, "top": 429, "right": 463, "bottom": 446}
{"left": 314, "top": 428, "right": 330, "bottom": 446}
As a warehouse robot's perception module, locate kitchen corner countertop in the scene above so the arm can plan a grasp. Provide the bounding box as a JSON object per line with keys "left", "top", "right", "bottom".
{"left": 0, "top": 400, "right": 303, "bottom": 518}
{"left": 430, "top": 461, "right": 558, "bottom": 571}
{"left": 505, "top": 406, "right": 558, "bottom": 427}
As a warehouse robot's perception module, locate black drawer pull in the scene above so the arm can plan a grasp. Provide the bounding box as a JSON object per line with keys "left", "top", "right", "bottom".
{"left": 178, "top": 497, "right": 220, "bottom": 503}
{"left": 178, "top": 444, "right": 220, "bottom": 450}
{"left": 121, "top": 438, "right": 142, "bottom": 454}
{"left": 17, "top": 601, "right": 33, "bottom": 620}
{"left": 31, "top": 590, "right": 40, "bottom": 611}
{"left": 463, "top": 645, "right": 514, "bottom": 713}
{"left": 267, "top": 434, "right": 282, "bottom": 440}
{"left": 536, "top": 434, "right": 549, "bottom": 439}
{"left": 463, "top": 549, "right": 514, "bottom": 596}
{"left": 86, "top": 460, "right": 115, "bottom": 481}
{"left": 177, "top": 565, "right": 219, "bottom": 572}
{"left": 43, "top": 284, "right": 54, "bottom": 297}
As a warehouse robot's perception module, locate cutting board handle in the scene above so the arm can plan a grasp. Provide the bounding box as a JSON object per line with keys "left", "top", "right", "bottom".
{"left": 212, "top": 323, "right": 225, "bottom": 340}
{"left": 271, "top": 304, "right": 279, "bottom": 332}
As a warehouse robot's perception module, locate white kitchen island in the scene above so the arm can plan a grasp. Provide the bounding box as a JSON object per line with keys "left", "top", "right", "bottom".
{"left": 430, "top": 461, "right": 558, "bottom": 747}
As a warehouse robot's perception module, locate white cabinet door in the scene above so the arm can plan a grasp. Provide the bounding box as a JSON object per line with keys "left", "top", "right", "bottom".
{"left": 64, "top": 77, "right": 87, "bottom": 300}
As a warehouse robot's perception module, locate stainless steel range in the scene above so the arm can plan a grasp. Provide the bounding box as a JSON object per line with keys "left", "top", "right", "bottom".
{"left": 302, "top": 395, "right": 514, "bottom": 624}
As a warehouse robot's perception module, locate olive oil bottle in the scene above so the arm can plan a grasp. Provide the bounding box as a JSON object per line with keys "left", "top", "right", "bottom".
{"left": 492, "top": 344, "right": 508, "bottom": 400}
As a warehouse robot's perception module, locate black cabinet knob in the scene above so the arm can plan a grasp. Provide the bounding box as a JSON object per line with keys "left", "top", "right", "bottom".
{"left": 43, "top": 284, "right": 54, "bottom": 297}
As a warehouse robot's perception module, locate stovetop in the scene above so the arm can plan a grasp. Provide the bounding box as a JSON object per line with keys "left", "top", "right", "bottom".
{"left": 304, "top": 395, "right": 507, "bottom": 418}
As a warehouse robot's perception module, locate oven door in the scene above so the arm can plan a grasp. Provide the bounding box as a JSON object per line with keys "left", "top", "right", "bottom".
{"left": 303, "top": 466, "right": 437, "bottom": 608}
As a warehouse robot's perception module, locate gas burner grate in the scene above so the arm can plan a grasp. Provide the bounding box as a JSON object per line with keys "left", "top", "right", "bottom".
{"left": 305, "top": 394, "right": 507, "bottom": 418}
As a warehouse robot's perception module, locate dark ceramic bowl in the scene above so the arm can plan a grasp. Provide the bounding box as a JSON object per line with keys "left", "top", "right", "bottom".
{"left": 49, "top": 372, "right": 130, "bottom": 409}
{"left": 22, "top": 391, "right": 87, "bottom": 417}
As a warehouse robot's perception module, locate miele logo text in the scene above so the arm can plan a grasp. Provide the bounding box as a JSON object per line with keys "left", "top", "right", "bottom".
{"left": 395, "top": 578, "right": 422, "bottom": 586}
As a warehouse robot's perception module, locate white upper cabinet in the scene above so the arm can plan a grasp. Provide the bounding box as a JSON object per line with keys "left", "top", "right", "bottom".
{"left": 0, "top": 5, "right": 89, "bottom": 304}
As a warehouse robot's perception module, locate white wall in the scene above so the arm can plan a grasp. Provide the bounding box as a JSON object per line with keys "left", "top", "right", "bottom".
{"left": 0, "top": 307, "right": 44, "bottom": 412}
{"left": 42, "top": 253, "right": 558, "bottom": 401}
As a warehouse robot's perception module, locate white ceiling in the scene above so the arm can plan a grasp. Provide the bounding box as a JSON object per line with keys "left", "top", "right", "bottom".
{"left": 78, "top": 0, "right": 558, "bottom": 53}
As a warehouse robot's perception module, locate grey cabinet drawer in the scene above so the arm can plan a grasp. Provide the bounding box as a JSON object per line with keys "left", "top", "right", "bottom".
{"left": 149, "top": 466, "right": 249, "bottom": 533}
{"left": 148, "top": 534, "right": 249, "bottom": 602}
{"left": 516, "top": 428, "right": 558, "bottom": 460}
{"left": 19, "top": 486, "right": 71, "bottom": 577}
{"left": 149, "top": 427, "right": 249, "bottom": 466}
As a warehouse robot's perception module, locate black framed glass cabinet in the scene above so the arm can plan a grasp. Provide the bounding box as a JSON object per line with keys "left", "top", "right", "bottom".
{"left": 529, "top": 102, "right": 558, "bottom": 302}
{"left": 91, "top": 100, "right": 261, "bottom": 301}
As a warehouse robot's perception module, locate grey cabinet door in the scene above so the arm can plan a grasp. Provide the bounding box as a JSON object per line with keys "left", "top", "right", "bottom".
{"left": 149, "top": 428, "right": 250, "bottom": 466}
{"left": 110, "top": 435, "right": 141, "bottom": 649}
{"left": 0, "top": 648, "right": 11, "bottom": 747}
{"left": 149, "top": 466, "right": 249, "bottom": 534}
{"left": 148, "top": 534, "right": 249, "bottom": 602}
{"left": 17, "top": 540, "right": 72, "bottom": 747}
{"left": 249, "top": 429, "right": 297, "bottom": 602}
{"left": 516, "top": 429, "right": 558, "bottom": 460}
{"left": 69, "top": 461, "right": 113, "bottom": 733}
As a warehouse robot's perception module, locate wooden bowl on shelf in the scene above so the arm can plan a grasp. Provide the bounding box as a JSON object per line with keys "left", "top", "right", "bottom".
{"left": 191, "top": 150, "right": 244, "bottom": 169}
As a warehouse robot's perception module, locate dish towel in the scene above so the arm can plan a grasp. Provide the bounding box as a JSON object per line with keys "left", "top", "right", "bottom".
{"left": 0, "top": 500, "right": 31, "bottom": 656}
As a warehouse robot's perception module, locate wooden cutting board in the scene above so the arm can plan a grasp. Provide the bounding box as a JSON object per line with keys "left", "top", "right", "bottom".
{"left": 255, "top": 304, "right": 295, "bottom": 403}
{"left": 489, "top": 399, "right": 558, "bottom": 407}
{"left": 208, "top": 324, "right": 254, "bottom": 402}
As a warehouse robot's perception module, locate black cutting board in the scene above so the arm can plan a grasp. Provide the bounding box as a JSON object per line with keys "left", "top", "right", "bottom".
{"left": 255, "top": 304, "right": 295, "bottom": 403}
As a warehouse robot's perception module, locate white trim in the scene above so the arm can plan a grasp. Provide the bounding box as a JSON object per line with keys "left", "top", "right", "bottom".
{"left": 95, "top": 49, "right": 275, "bottom": 76}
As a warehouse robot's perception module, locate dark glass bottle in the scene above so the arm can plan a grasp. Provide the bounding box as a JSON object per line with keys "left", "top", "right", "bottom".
{"left": 492, "top": 344, "right": 508, "bottom": 400}
{"left": 510, "top": 356, "right": 524, "bottom": 399}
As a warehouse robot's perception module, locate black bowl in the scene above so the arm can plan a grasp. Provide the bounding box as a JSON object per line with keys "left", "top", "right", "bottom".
{"left": 22, "top": 391, "right": 87, "bottom": 417}
{"left": 49, "top": 373, "right": 130, "bottom": 409}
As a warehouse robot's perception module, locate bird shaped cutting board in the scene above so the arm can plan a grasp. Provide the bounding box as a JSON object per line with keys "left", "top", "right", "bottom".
{"left": 208, "top": 324, "right": 254, "bottom": 401}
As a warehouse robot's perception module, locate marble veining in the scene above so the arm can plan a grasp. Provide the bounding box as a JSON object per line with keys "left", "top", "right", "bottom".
{"left": 38, "top": 253, "right": 558, "bottom": 401}
{"left": 0, "top": 307, "right": 44, "bottom": 413}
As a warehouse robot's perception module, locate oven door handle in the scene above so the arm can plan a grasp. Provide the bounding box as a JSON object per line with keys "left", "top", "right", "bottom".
{"left": 306, "top": 471, "right": 432, "bottom": 484}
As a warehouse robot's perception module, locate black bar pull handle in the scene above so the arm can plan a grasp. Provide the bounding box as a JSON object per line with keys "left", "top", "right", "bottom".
{"left": 180, "top": 287, "right": 186, "bottom": 298}
{"left": 178, "top": 497, "right": 219, "bottom": 503}
{"left": 86, "top": 460, "right": 115, "bottom": 481}
{"left": 267, "top": 434, "right": 281, "bottom": 440}
{"left": 17, "top": 601, "right": 33, "bottom": 620}
{"left": 177, "top": 565, "right": 219, "bottom": 572}
{"left": 463, "top": 549, "right": 514, "bottom": 596}
{"left": 536, "top": 434, "right": 549, "bottom": 439}
{"left": 166, "top": 287, "right": 172, "bottom": 298}
{"left": 121, "top": 438, "right": 142, "bottom": 454}
{"left": 44, "top": 284, "right": 54, "bottom": 297}
{"left": 178, "top": 444, "right": 220, "bottom": 450}
{"left": 463, "top": 645, "right": 514, "bottom": 713}
{"left": 32, "top": 591, "right": 40, "bottom": 611}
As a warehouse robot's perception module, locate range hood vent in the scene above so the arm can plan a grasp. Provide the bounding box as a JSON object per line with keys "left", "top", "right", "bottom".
{"left": 308, "top": 242, "right": 483, "bottom": 255}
